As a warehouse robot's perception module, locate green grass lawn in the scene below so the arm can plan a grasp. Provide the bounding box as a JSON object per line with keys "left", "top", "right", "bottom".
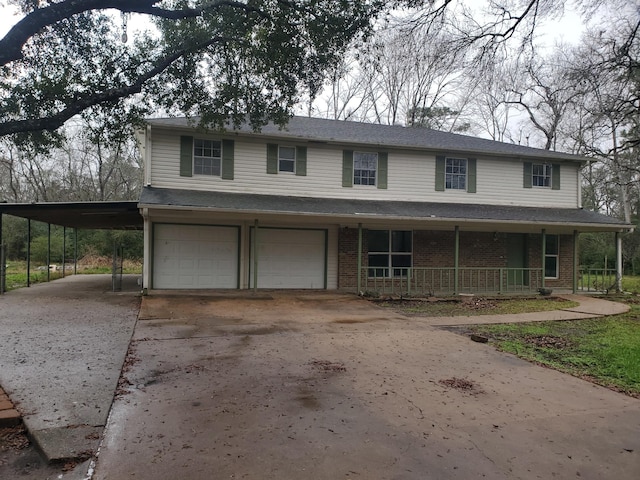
{"left": 465, "top": 302, "right": 640, "bottom": 397}
{"left": 2, "top": 259, "right": 141, "bottom": 292}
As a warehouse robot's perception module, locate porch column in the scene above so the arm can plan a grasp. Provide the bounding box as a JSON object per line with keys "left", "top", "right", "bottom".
{"left": 616, "top": 232, "right": 623, "bottom": 292}
{"left": 454, "top": 226, "right": 460, "bottom": 295}
{"left": 573, "top": 230, "right": 578, "bottom": 294}
{"left": 541, "top": 229, "right": 546, "bottom": 289}
{"left": 253, "top": 219, "right": 259, "bottom": 293}
{"left": 27, "top": 218, "right": 31, "bottom": 287}
{"left": 357, "top": 223, "right": 363, "bottom": 294}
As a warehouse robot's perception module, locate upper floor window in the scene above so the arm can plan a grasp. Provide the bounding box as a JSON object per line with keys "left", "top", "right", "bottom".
{"left": 267, "top": 143, "right": 307, "bottom": 176}
{"left": 278, "top": 146, "right": 296, "bottom": 173}
{"left": 435, "top": 155, "right": 476, "bottom": 193}
{"left": 524, "top": 162, "right": 560, "bottom": 190}
{"left": 194, "top": 139, "right": 222, "bottom": 176}
{"left": 445, "top": 158, "right": 467, "bottom": 190}
{"left": 532, "top": 163, "right": 552, "bottom": 187}
{"left": 354, "top": 152, "right": 378, "bottom": 186}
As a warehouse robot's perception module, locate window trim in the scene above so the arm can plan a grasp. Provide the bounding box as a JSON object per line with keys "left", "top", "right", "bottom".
{"left": 193, "top": 138, "right": 222, "bottom": 177}
{"left": 367, "top": 229, "right": 413, "bottom": 278}
{"left": 353, "top": 151, "right": 378, "bottom": 187}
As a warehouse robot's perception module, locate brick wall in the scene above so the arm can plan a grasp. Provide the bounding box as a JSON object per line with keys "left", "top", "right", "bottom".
{"left": 337, "top": 228, "right": 575, "bottom": 291}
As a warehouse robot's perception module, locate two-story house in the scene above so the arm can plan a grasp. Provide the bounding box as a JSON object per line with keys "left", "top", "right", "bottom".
{"left": 136, "top": 116, "right": 630, "bottom": 294}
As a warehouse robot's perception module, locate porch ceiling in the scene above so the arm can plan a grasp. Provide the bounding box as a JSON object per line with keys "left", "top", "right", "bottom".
{"left": 0, "top": 201, "right": 142, "bottom": 230}
{"left": 139, "top": 187, "right": 631, "bottom": 234}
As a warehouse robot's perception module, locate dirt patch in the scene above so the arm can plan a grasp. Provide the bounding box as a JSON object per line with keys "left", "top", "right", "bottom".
{"left": 0, "top": 426, "right": 66, "bottom": 478}
{"left": 438, "top": 377, "right": 485, "bottom": 394}
{"left": 310, "top": 360, "right": 347, "bottom": 373}
{"left": 524, "top": 335, "right": 573, "bottom": 349}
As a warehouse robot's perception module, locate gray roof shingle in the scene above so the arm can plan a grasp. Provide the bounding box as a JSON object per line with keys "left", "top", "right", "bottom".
{"left": 139, "top": 187, "right": 629, "bottom": 232}
{"left": 146, "top": 116, "right": 587, "bottom": 163}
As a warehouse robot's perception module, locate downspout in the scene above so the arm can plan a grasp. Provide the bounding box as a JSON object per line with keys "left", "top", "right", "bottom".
{"left": 573, "top": 230, "right": 578, "bottom": 294}
{"left": 454, "top": 226, "right": 460, "bottom": 295}
{"left": 541, "top": 229, "right": 546, "bottom": 290}
{"left": 357, "top": 223, "right": 362, "bottom": 294}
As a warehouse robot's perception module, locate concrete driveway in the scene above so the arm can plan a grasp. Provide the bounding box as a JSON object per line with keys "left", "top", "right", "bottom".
{"left": 92, "top": 292, "right": 640, "bottom": 480}
{"left": 0, "top": 274, "right": 140, "bottom": 477}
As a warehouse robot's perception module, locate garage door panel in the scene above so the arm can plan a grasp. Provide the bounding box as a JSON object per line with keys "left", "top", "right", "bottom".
{"left": 252, "top": 229, "right": 325, "bottom": 289}
{"left": 153, "top": 224, "right": 238, "bottom": 289}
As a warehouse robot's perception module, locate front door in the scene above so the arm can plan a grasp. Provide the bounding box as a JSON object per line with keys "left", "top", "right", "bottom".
{"left": 506, "top": 234, "right": 528, "bottom": 289}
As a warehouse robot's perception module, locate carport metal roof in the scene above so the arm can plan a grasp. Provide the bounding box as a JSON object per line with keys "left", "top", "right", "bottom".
{"left": 0, "top": 201, "right": 142, "bottom": 229}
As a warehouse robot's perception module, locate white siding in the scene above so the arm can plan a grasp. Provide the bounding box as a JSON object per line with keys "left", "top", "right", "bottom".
{"left": 150, "top": 131, "right": 580, "bottom": 208}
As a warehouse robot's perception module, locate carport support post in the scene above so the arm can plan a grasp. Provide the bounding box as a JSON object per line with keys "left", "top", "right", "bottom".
{"left": 74, "top": 228, "right": 78, "bottom": 274}
{"left": 616, "top": 232, "right": 623, "bottom": 292}
{"left": 541, "top": 229, "right": 546, "bottom": 290}
{"left": 573, "top": 230, "right": 578, "bottom": 294}
{"left": 47, "top": 223, "right": 51, "bottom": 282}
{"left": 0, "top": 212, "right": 4, "bottom": 294}
{"left": 357, "top": 223, "right": 362, "bottom": 294}
{"left": 454, "top": 226, "right": 460, "bottom": 295}
{"left": 62, "top": 226, "right": 66, "bottom": 278}
{"left": 27, "top": 218, "right": 31, "bottom": 287}
{"left": 253, "top": 220, "right": 259, "bottom": 293}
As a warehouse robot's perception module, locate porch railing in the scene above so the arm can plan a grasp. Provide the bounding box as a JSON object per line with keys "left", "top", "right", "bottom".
{"left": 363, "top": 267, "right": 544, "bottom": 296}
{"left": 577, "top": 268, "right": 618, "bottom": 293}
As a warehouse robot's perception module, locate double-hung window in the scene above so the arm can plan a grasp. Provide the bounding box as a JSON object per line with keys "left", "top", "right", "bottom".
{"left": 354, "top": 152, "right": 378, "bottom": 186}
{"left": 278, "top": 146, "right": 296, "bottom": 173}
{"left": 445, "top": 158, "right": 467, "bottom": 190}
{"left": 545, "top": 235, "right": 559, "bottom": 278}
{"left": 532, "top": 163, "right": 552, "bottom": 187}
{"left": 194, "top": 139, "right": 222, "bottom": 176}
{"left": 368, "top": 230, "right": 412, "bottom": 278}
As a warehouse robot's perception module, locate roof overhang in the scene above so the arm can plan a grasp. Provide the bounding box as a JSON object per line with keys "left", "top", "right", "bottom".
{"left": 139, "top": 187, "right": 631, "bottom": 234}
{"left": 0, "top": 201, "right": 142, "bottom": 230}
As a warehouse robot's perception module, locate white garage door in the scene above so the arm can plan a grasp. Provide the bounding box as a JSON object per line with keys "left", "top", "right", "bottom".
{"left": 251, "top": 229, "right": 326, "bottom": 289}
{"left": 153, "top": 224, "right": 239, "bottom": 289}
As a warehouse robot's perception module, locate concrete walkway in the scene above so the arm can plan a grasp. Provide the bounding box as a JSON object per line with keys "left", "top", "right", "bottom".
{"left": 421, "top": 293, "right": 630, "bottom": 326}
{"left": 0, "top": 275, "right": 140, "bottom": 477}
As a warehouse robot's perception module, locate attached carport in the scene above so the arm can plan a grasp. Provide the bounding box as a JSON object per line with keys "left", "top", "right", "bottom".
{"left": 0, "top": 201, "right": 142, "bottom": 293}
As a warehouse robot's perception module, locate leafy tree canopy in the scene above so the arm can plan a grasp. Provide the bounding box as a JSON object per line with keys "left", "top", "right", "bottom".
{"left": 0, "top": 0, "right": 397, "bottom": 149}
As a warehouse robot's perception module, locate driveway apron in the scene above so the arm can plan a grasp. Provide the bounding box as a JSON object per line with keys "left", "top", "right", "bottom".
{"left": 92, "top": 292, "right": 640, "bottom": 480}
{"left": 0, "top": 274, "right": 140, "bottom": 468}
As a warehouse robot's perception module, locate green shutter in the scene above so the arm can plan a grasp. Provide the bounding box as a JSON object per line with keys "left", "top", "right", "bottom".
{"left": 467, "top": 158, "right": 477, "bottom": 193}
{"left": 180, "top": 136, "right": 193, "bottom": 177}
{"left": 342, "top": 150, "right": 353, "bottom": 187}
{"left": 552, "top": 163, "right": 561, "bottom": 190}
{"left": 267, "top": 143, "right": 278, "bottom": 174}
{"left": 296, "top": 146, "right": 307, "bottom": 176}
{"left": 377, "top": 152, "right": 388, "bottom": 189}
{"left": 523, "top": 162, "right": 533, "bottom": 188}
{"left": 221, "top": 139, "right": 234, "bottom": 180}
{"left": 435, "top": 156, "right": 445, "bottom": 191}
